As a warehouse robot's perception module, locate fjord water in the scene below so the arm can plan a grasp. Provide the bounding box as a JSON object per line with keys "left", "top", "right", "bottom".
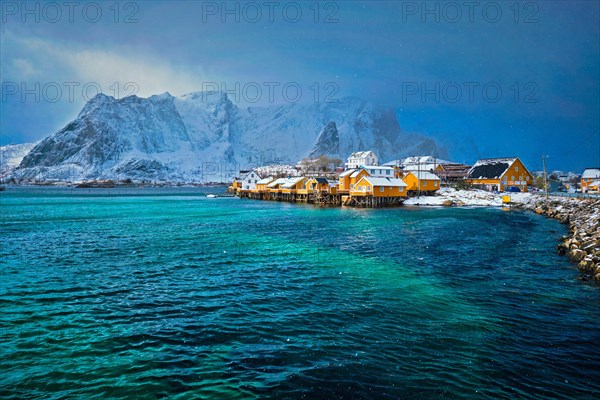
{"left": 1, "top": 188, "right": 599, "bottom": 399}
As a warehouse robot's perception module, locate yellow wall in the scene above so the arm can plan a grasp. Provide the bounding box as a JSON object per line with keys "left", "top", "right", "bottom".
{"left": 403, "top": 173, "right": 440, "bottom": 191}
{"left": 582, "top": 178, "right": 599, "bottom": 191}
{"left": 339, "top": 169, "right": 368, "bottom": 191}
{"left": 500, "top": 158, "right": 532, "bottom": 192}
{"left": 351, "top": 179, "right": 407, "bottom": 197}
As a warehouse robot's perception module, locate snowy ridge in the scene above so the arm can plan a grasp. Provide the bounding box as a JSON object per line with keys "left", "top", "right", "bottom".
{"left": 1, "top": 142, "right": 38, "bottom": 179}
{"left": 9, "top": 91, "right": 446, "bottom": 182}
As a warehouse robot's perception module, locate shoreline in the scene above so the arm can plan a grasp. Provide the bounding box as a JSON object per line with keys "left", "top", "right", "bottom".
{"left": 514, "top": 196, "right": 600, "bottom": 284}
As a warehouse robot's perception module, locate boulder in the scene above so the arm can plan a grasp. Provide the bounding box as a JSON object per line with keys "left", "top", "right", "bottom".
{"left": 570, "top": 249, "right": 586, "bottom": 262}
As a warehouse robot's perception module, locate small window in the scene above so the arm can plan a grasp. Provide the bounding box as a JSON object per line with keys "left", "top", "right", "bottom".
{"left": 386, "top": 170, "right": 390, "bottom": 175}
{"left": 380, "top": 186, "right": 384, "bottom": 192}
{"left": 511, "top": 176, "right": 514, "bottom": 181}
{"left": 434, "top": 181, "right": 438, "bottom": 187}
{"left": 515, "top": 166, "right": 519, "bottom": 172}
{"left": 526, "top": 176, "right": 530, "bottom": 181}
{"left": 367, "top": 186, "right": 371, "bottom": 191}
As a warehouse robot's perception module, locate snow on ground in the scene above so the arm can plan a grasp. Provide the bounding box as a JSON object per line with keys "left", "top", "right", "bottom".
{"left": 404, "top": 187, "right": 533, "bottom": 207}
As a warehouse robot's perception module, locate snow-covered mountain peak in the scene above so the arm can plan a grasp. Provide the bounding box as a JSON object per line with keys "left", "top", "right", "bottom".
{"left": 9, "top": 91, "right": 447, "bottom": 182}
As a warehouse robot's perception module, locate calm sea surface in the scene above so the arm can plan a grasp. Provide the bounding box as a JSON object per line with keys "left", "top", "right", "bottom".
{"left": 1, "top": 187, "right": 599, "bottom": 399}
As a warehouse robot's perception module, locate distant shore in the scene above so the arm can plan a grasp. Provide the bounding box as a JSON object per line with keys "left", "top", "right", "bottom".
{"left": 0, "top": 181, "right": 229, "bottom": 189}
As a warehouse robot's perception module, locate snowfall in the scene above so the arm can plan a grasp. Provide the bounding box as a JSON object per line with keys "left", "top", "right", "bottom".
{"left": 404, "top": 187, "right": 533, "bottom": 207}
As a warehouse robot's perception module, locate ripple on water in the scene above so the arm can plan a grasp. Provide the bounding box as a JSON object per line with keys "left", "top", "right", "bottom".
{"left": 1, "top": 191, "right": 599, "bottom": 399}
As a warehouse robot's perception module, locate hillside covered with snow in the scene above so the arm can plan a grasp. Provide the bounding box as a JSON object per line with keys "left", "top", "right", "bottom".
{"left": 9, "top": 91, "right": 446, "bottom": 182}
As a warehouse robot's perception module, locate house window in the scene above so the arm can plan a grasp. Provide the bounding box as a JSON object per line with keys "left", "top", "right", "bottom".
{"left": 515, "top": 166, "right": 519, "bottom": 172}
{"left": 380, "top": 186, "right": 384, "bottom": 192}
{"left": 511, "top": 176, "right": 514, "bottom": 180}
{"left": 434, "top": 181, "right": 438, "bottom": 187}
{"left": 367, "top": 186, "right": 371, "bottom": 191}
{"left": 386, "top": 170, "right": 390, "bottom": 175}
{"left": 526, "top": 176, "right": 530, "bottom": 181}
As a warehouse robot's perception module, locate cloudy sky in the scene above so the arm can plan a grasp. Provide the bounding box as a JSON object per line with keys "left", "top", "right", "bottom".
{"left": 1, "top": 1, "right": 598, "bottom": 171}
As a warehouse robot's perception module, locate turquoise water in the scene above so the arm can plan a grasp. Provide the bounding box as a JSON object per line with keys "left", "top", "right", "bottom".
{"left": 1, "top": 187, "right": 599, "bottom": 399}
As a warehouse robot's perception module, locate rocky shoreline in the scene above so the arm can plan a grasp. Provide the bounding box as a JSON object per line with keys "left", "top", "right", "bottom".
{"left": 516, "top": 196, "right": 600, "bottom": 284}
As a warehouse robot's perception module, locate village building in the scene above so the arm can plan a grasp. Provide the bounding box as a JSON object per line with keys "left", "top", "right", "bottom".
{"left": 303, "top": 177, "right": 332, "bottom": 192}
{"left": 581, "top": 168, "right": 600, "bottom": 193}
{"left": 255, "top": 177, "right": 274, "bottom": 192}
{"left": 266, "top": 178, "right": 290, "bottom": 191}
{"left": 350, "top": 176, "right": 408, "bottom": 197}
{"left": 435, "top": 163, "right": 472, "bottom": 182}
{"left": 345, "top": 151, "right": 378, "bottom": 169}
{"left": 239, "top": 170, "right": 261, "bottom": 192}
{"left": 402, "top": 171, "right": 441, "bottom": 193}
{"left": 281, "top": 177, "right": 306, "bottom": 194}
{"left": 339, "top": 168, "right": 369, "bottom": 192}
{"left": 467, "top": 157, "right": 533, "bottom": 192}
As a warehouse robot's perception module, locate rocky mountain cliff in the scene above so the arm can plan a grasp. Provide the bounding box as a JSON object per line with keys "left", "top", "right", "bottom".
{"left": 10, "top": 91, "right": 447, "bottom": 182}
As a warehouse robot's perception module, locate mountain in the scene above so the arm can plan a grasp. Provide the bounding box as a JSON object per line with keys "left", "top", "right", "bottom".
{"left": 308, "top": 121, "right": 339, "bottom": 158}
{"left": 10, "top": 92, "right": 447, "bottom": 182}
{"left": 1, "top": 142, "right": 38, "bottom": 180}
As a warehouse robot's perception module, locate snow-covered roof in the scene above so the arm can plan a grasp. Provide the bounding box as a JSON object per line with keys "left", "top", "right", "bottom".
{"left": 339, "top": 169, "right": 357, "bottom": 177}
{"left": 468, "top": 158, "right": 517, "bottom": 180}
{"left": 282, "top": 177, "right": 305, "bottom": 189}
{"left": 406, "top": 171, "right": 440, "bottom": 181}
{"left": 240, "top": 170, "right": 259, "bottom": 180}
{"left": 348, "top": 151, "right": 376, "bottom": 158}
{"left": 358, "top": 176, "right": 407, "bottom": 187}
{"left": 382, "top": 160, "right": 402, "bottom": 167}
{"left": 256, "top": 177, "right": 273, "bottom": 185}
{"left": 350, "top": 169, "right": 364, "bottom": 178}
{"left": 582, "top": 168, "right": 600, "bottom": 179}
{"left": 266, "top": 178, "right": 288, "bottom": 188}
{"left": 400, "top": 156, "right": 451, "bottom": 165}
{"left": 403, "top": 163, "right": 438, "bottom": 172}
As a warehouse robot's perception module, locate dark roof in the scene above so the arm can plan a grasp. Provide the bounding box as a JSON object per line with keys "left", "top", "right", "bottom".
{"left": 315, "top": 177, "right": 329, "bottom": 184}
{"left": 468, "top": 158, "right": 516, "bottom": 180}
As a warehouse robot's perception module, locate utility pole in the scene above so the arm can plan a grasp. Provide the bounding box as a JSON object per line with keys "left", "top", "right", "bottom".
{"left": 542, "top": 154, "right": 548, "bottom": 201}
{"left": 417, "top": 156, "right": 421, "bottom": 197}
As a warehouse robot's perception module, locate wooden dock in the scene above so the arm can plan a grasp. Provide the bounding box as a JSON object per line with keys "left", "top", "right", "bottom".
{"left": 237, "top": 189, "right": 405, "bottom": 208}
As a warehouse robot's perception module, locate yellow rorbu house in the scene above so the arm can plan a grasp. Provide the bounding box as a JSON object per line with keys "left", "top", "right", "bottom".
{"left": 299, "top": 177, "right": 337, "bottom": 194}
{"left": 402, "top": 171, "right": 441, "bottom": 193}
{"left": 339, "top": 169, "right": 368, "bottom": 192}
{"left": 350, "top": 176, "right": 408, "bottom": 197}
{"left": 255, "top": 177, "right": 274, "bottom": 192}
{"left": 467, "top": 157, "right": 533, "bottom": 192}
{"left": 281, "top": 177, "right": 306, "bottom": 194}
{"left": 581, "top": 168, "right": 600, "bottom": 193}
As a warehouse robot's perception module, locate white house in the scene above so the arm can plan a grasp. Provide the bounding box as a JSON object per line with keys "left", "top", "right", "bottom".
{"left": 240, "top": 170, "right": 261, "bottom": 191}
{"left": 346, "top": 151, "right": 378, "bottom": 169}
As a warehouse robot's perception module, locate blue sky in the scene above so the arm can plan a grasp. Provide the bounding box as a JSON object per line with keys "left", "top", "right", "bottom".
{"left": 1, "top": 0, "right": 598, "bottom": 171}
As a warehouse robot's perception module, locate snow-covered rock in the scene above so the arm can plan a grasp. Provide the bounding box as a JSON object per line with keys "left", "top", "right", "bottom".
{"left": 404, "top": 187, "right": 533, "bottom": 207}
{"left": 0, "top": 142, "right": 38, "bottom": 179}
